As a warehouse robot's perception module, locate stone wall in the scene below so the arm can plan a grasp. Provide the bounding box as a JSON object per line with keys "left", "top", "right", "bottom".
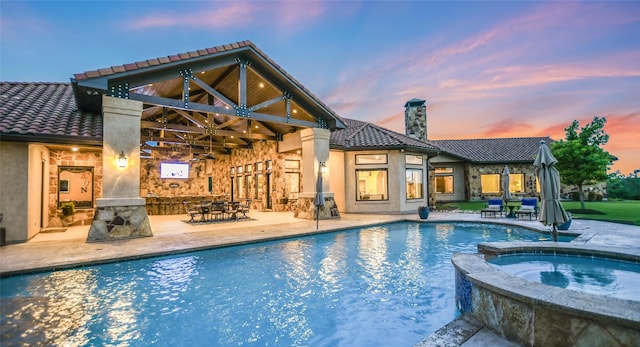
{"left": 48, "top": 149, "right": 102, "bottom": 227}
{"left": 467, "top": 163, "right": 537, "bottom": 200}
{"left": 139, "top": 140, "right": 302, "bottom": 212}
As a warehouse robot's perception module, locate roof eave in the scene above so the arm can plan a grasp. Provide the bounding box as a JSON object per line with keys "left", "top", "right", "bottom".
{"left": 0, "top": 133, "right": 103, "bottom": 146}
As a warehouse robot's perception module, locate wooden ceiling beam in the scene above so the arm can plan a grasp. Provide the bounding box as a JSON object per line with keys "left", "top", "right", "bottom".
{"left": 141, "top": 121, "right": 274, "bottom": 141}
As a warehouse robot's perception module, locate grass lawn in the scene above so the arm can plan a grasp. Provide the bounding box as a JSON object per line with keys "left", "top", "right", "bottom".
{"left": 440, "top": 200, "right": 640, "bottom": 226}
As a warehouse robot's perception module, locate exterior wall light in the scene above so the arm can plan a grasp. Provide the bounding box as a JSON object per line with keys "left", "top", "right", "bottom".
{"left": 117, "top": 151, "right": 128, "bottom": 168}
{"left": 320, "top": 162, "right": 328, "bottom": 174}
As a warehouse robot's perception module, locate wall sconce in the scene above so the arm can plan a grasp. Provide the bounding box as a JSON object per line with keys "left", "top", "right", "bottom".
{"left": 320, "top": 162, "right": 328, "bottom": 174}
{"left": 117, "top": 151, "right": 128, "bottom": 168}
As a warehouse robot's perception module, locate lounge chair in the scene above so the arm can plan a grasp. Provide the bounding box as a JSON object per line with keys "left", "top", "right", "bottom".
{"left": 481, "top": 198, "right": 504, "bottom": 218}
{"left": 515, "top": 198, "right": 538, "bottom": 220}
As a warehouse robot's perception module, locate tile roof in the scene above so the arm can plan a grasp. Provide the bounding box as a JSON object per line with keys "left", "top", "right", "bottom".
{"left": 430, "top": 137, "right": 553, "bottom": 163}
{"left": 0, "top": 82, "right": 103, "bottom": 143}
{"left": 73, "top": 41, "right": 250, "bottom": 81}
{"left": 330, "top": 118, "right": 440, "bottom": 154}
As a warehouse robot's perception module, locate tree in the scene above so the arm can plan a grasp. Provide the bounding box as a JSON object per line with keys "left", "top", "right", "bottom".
{"left": 551, "top": 116, "right": 615, "bottom": 209}
{"left": 608, "top": 170, "right": 640, "bottom": 200}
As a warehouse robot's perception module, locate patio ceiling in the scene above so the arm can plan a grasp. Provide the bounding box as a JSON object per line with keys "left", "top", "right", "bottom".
{"left": 72, "top": 41, "right": 345, "bottom": 158}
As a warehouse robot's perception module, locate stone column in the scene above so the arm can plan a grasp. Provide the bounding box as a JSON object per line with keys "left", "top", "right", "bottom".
{"left": 87, "top": 95, "right": 152, "bottom": 241}
{"left": 294, "top": 128, "right": 339, "bottom": 220}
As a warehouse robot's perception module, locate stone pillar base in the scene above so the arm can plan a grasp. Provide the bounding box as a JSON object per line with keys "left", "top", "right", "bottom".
{"left": 87, "top": 198, "right": 153, "bottom": 242}
{"left": 294, "top": 195, "right": 340, "bottom": 220}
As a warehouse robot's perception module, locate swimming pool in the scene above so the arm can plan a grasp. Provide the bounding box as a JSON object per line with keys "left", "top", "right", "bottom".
{"left": 488, "top": 254, "right": 640, "bottom": 301}
{"left": 0, "top": 222, "right": 562, "bottom": 346}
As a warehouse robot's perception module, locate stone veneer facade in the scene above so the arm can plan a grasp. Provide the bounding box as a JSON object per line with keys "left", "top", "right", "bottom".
{"left": 140, "top": 139, "right": 305, "bottom": 213}
{"left": 467, "top": 163, "right": 538, "bottom": 200}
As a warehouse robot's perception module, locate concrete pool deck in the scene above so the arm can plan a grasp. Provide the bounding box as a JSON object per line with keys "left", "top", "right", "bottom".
{"left": 1, "top": 211, "right": 639, "bottom": 346}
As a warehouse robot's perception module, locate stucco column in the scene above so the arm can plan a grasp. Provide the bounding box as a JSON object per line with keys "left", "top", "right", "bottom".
{"left": 294, "top": 128, "right": 339, "bottom": 220}
{"left": 87, "top": 95, "right": 152, "bottom": 241}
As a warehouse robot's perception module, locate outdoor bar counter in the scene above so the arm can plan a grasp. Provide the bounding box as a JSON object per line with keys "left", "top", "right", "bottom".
{"left": 145, "top": 196, "right": 227, "bottom": 215}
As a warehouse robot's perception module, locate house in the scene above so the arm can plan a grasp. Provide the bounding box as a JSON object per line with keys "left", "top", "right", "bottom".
{"left": 0, "top": 41, "right": 439, "bottom": 244}
{"left": 430, "top": 137, "right": 551, "bottom": 201}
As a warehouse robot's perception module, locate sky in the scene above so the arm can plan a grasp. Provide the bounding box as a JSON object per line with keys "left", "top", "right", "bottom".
{"left": 1, "top": 1, "right": 639, "bottom": 175}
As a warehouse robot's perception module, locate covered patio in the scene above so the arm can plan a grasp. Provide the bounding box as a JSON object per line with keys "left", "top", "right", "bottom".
{"left": 1, "top": 41, "right": 346, "bottom": 244}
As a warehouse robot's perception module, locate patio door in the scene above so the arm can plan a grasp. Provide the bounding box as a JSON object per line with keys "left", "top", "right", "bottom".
{"left": 266, "top": 173, "right": 272, "bottom": 210}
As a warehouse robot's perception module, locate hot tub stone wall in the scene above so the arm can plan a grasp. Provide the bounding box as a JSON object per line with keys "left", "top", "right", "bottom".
{"left": 452, "top": 251, "right": 640, "bottom": 347}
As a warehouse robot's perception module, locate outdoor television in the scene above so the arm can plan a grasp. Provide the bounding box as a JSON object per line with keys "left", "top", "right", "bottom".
{"left": 160, "top": 162, "right": 190, "bottom": 179}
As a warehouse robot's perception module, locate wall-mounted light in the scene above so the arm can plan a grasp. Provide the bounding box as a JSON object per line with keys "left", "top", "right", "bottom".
{"left": 320, "top": 162, "right": 328, "bottom": 174}
{"left": 117, "top": 151, "right": 128, "bottom": 168}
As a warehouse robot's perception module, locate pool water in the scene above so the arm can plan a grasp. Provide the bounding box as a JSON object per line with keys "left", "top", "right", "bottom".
{"left": 1, "top": 222, "right": 559, "bottom": 346}
{"left": 489, "top": 254, "right": 640, "bottom": 301}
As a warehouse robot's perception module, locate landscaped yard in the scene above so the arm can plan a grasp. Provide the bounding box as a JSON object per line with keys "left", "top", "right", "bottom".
{"left": 440, "top": 200, "right": 640, "bottom": 226}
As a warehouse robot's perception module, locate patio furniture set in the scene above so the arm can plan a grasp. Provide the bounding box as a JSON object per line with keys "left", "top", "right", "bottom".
{"left": 183, "top": 199, "right": 251, "bottom": 223}
{"left": 480, "top": 197, "right": 539, "bottom": 220}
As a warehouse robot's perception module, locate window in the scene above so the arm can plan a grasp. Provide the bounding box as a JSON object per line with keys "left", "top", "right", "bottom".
{"left": 435, "top": 167, "right": 453, "bottom": 174}
{"left": 285, "top": 172, "right": 300, "bottom": 194}
{"left": 255, "top": 173, "right": 263, "bottom": 199}
{"left": 435, "top": 167, "right": 454, "bottom": 194}
{"left": 436, "top": 176, "right": 454, "bottom": 194}
{"left": 356, "top": 154, "right": 387, "bottom": 164}
{"left": 244, "top": 175, "right": 253, "bottom": 199}
{"left": 509, "top": 174, "right": 525, "bottom": 193}
{"left": 405, "top": 154, "right": 423, "bottom": 165}
{"left": 255, "top": 162, "right": 263, "bottom": 172}
{"left": 245, "top": 164, "right": 252, "bottom": 173}
{"left": 237, "top": 166, "right": 243, "bottom": 174}
{"left": 236, "top": 175, "right": 245, "bottom": 199}
{"left": 356, "top": 169, "right": 388, "bottom": 201}
{"left": 405, "top": 169, "right": 423, "bottom": 199}
{"left": 285, "top": 160, "right": 300, "bottom": 169}
{"left": 481, "top": 174, "right": 500, "bottom": 194}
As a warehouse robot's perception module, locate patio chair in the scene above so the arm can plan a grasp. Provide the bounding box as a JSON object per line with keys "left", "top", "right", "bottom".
{"left": 210, "top": 201, "right": 226, "bottom": 221}
{"left": 481, "top": 198, "right": 504, "bottom": 218}
{"left": 238, "top": 199, "right": 251, "bottom": 219}
{"left": 227, "top": 201, "right": 241, "bottom": 220}
{"left": 515, "top": 197, "right": 538, "bottom": 220}
{"left": 183, "top": 201, "right": 202, "bottom": 222}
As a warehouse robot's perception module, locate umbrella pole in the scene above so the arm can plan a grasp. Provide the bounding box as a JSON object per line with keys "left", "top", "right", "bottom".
{"left": 552, "top": 224, "right": 558, "bottom": 242}
{"left": 316, "top": 206, "right": 319, "bottom": 230}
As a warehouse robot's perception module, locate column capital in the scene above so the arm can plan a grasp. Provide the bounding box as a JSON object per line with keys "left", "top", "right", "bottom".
{"left": 300, "top": 128, "right": 330, "bottom": 142}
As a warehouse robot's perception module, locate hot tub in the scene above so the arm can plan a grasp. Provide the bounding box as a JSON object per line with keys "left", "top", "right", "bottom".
{"left": 452, "top": 242, "right": 640, "bottom": 346}
{"left": 488, "top": 253, "right": 640, "bottom": 302}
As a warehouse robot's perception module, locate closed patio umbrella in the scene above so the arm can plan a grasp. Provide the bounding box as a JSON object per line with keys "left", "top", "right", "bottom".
{"left": 314, "top": 163, "right": 325, "bottom": 230}
{"left": 502, "top": 165, "right": 512, "bottom": 201}
{"left": 534, "top": 140, "right": 570, "bottom": 241}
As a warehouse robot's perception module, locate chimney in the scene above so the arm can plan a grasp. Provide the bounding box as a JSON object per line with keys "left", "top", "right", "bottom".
{"left": 404, "top": 98, "right": 427, "bottom": 141}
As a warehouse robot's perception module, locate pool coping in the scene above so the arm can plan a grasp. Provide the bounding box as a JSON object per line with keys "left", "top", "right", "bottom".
{"left": 0, "top": 218, "right": 562, "bottom": 278}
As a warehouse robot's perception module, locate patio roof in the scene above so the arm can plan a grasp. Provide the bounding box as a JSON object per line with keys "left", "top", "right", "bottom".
{"left": 70, "top": 40, "right": 346, "bottom": 158}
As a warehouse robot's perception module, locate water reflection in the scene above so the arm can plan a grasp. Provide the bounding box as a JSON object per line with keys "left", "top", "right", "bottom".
{"left": 398, "top": 224, "right": 426, "bottom": 293}
{"left": 358, "top": 226, "right": 390, "bottom": 293}
{"left": 1, "top": 269, "right": 97, "bottom": 346}
{"left": 320, "top": 233, "right": 347, "bottom": 291}
{"left": 435, "top": 223, "right": 454, "bottom": 242}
